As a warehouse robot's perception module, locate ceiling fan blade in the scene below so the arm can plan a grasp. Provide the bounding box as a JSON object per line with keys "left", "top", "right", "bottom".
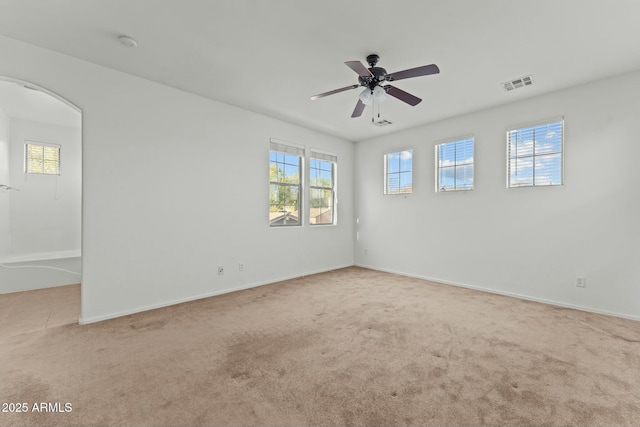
{"left": 385, "top": 85, "right": 422, "bottom": 106}
{"left": 351, "top": 99, "right": 365, "bottom": 118}
{"left": 311, "top": 84, "right": 359, "bottom": 100}
{"left": 345, "top": 61, "right": 373, "bottom": 77}
{"left": 387, "top": 64, "right": 440, "bottom": 81}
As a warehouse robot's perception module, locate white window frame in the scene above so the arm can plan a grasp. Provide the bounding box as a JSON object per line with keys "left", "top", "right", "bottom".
{"left": 269, "top": 138, "right": 304, "bottom": 227}
{"left": 507, "top": 117, "right": 564, "bottom": 188}
{"left": 24, "top": 141, "right": 61, "bottom": 175}
{"left": 309, "top": 149, "right": 337, "bottom": 226}
{"left": 435, "top": 135, "right": 474, "bottom": 192}
{"left": 383, "top": 148, "right": 413, "bottom": 195}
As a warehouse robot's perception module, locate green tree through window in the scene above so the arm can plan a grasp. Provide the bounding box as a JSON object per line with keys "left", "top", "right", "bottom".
{"left": 269, "top": 149, "right": 301, "bottom": 226}
{"left": 309, "top": 153, "right": 336, "bottom": 225}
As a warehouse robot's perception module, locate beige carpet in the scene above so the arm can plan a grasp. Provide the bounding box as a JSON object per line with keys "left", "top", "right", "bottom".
{"left": 0, "top": 284, "right": 80, "bottom": 339}
{"left": 1, "top": 267, "right": 639, "bottom": 426}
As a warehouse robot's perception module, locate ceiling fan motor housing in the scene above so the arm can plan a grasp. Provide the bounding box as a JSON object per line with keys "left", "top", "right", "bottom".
{"left": 356, "top": 54, "right": 388, "bottom": 90}
{"left": 359, "top": 66, "right": 388, "bottom": 90}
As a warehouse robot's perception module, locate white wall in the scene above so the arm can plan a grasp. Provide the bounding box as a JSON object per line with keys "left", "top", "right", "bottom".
{"left": 0, "top": 35, "right": 355, "bottom": 322}
{"left": 0, "top": 108, "right": 9, "bottom": 257}
{"left": 355, "top": 71, "right": 640, "bottom": 320}
{"left": 4, "top": 33, "right": 635, "bottom": 323}
{"left": 7, "top": 118, "right": 81, "bottom": 257}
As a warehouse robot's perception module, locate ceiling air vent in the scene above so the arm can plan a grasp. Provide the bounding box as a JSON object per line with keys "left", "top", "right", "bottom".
{"left": 502, "top": 75, "right": 533, "bottom": 92}
{"left": 372, "top": 119, "right": 393, "bottom": 127}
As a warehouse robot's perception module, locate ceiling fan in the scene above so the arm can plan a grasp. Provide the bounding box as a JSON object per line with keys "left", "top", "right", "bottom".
{"left": 310, "top": 54, "right": 440, "bottom": 118}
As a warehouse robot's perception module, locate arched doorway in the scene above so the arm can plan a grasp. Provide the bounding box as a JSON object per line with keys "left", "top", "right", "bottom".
{"left": 0, "top": 77, "right": 82, "bottom": 336}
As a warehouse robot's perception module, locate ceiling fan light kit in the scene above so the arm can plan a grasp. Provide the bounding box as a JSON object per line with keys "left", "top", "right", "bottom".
{"left": 311, "top": 54, "right": 439, "bottom": 119}
{"left": 359, "top": 85, "right": 388, "bottom": 105}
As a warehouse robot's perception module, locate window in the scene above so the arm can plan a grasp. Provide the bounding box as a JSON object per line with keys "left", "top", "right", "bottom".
{"left": 309, "top": 151, "right": 336, "bottom": 225}
{"left": 508, "top": 119, "right": 563, "bottom": 187}
{"left": 384, "top": 149, "right": 413, "bottom": 195}
{"left": 436, "top": 137, "right": 474, "bottom": 191}
{"left": 269, "top": 140, "right": 303, "bottom": 226}
{"left": 25, "top": 142, "right": 60, "bottom": 175}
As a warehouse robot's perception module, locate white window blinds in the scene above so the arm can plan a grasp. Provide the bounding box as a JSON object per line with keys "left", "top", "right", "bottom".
{"left": 384, "top": 149, "right": 413, "bottom": 195}
{"left": 508, "top": 119, "right": 563, "bottom": 187}
{"left": 270, "top": 140, "right": 304, "bottom": 157}
{"left": 310, "top": 151, "right": 337, "bottom": 163}
{"left": 25, "top": 142, "right": 60, "bottom": 175}
{"left": 436, "top": 137, "right": 474, "bottom": 191}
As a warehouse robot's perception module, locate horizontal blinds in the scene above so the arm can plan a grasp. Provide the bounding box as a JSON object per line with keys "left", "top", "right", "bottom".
{"left": 25, "top": 142, "right": 60, "bottom": 174}
{"left": 310, "top": 151, "right": 337, "bottom": 163}
{"left": 436, "top": 137, "right": 474, "bottom": 191}
{"left": 508, "top": 120, "right": 563, "bottom": 187}
{"left": 385, "top": 149, "right": 413, "bottom": 195}
{"left": 508, "top": 121, "right": 563, "bottom": 158}
{"left": 270, "top": 140, "right": 304, "bottom": 156}
{"left": 437, "top": 137, "right": 474, "bottom": 167}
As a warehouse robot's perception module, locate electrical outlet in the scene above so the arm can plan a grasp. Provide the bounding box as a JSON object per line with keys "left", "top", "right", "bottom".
{"left": 218, "top": 267, "right": 224, "bottom": 275}
{"left": 239, "top": 263, "right": 244, "bottom": 272}
{"left": 575, "top": 276, "right": 585, "bottom": 287}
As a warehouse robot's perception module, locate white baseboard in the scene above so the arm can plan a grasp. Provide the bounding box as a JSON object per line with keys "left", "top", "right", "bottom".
{"left": 355, "top": 263, "right": 640, "bottom": 323}
{"left": 0, "top": 250, "right": 81, "bottom": 264}
{"left": 79, "top": 264, "right": 354, "bottom": 325}
{"left": 79, "top": 263, "right": 639, "bottom": 325}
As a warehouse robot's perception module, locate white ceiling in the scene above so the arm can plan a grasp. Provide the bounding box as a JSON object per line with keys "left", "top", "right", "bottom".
{"left": 0, "top": 0, "right": 639, "bottom": 142}
{"left": 0, "top": 80, "right": 81, "bottom": 128}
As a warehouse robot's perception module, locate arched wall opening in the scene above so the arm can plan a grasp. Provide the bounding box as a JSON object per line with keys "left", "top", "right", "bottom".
{"left": 0, "top": 76, "right": 82, "bottom": 324}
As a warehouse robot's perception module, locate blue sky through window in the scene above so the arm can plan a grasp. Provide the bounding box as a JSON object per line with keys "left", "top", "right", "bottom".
{"left": 508, "top": 120, "right": 563, "bottom": 187}
{"left": 310, "top": 158, "right": 335, "bottom": 225}
{"left": 270, "top": 151, "right": 300, "bottom": 184}
{"left": 437, "top": 137, "right": 474, "bottom": 191}
{"left": 385, "top": 149, "right": 412, "bottom": 194}
{"left": 310, "top": 158, "right": 333, "bottom": 187}
{"left": 269, "top": 149, "right": 302, "bottom": 226}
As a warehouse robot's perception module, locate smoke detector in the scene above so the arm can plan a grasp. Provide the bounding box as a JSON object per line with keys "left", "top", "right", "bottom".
{"left": 118, "top": 35, "right": 138, "bottom": 48}
{"left": 502, "top": 75, "right": 533, "bottom": 92}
